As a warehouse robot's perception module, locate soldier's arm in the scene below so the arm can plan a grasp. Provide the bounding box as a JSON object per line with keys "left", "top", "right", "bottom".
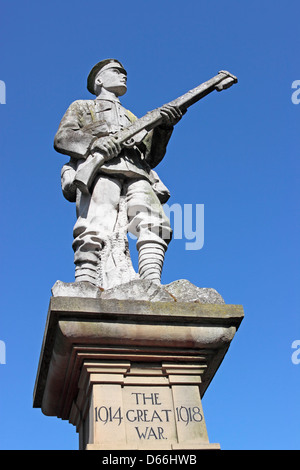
{"left": 142, "top": 126, "right": 173, "bottom": 168}
{"left": 54, "top": 101, "right": 95, "bottom": 160}
{"left": 144, "top": 105, "right": 183, "bottom": 168}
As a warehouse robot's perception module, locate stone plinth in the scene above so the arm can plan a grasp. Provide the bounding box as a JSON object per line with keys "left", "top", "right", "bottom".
{"left": 33, "top": 287, "right": 243, "bottom": 450}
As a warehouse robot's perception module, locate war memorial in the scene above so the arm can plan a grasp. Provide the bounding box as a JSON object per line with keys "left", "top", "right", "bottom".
{"left": 33, "top": 59, "right": 243, "bottom": 451}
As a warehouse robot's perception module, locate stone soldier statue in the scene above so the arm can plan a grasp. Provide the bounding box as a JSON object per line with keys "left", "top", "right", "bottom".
{"left": 54, "top": 59, "right": 183, "bottom": 288}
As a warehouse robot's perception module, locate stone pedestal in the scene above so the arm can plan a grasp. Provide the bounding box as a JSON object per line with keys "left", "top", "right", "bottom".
{"left": 33, "top": 285, "right": 243, "bottom": 450}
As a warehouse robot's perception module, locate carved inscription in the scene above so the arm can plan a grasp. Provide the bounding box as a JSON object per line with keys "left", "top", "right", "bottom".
{"left": 94, "top": 388, "right": 203, "bottom": 444}
{"left": 175, "top": 405, "right": 203, "bottom": 425}
{"left": 129, "top": 392, "right": 171, "bottom": 441}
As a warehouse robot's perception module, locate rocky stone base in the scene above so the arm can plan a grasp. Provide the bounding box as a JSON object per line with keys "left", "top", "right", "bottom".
{"left": 52, "top": 278, "right": 225, "bottom": 304}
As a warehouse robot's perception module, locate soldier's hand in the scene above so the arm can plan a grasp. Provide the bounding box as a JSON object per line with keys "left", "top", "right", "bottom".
{"left": 90, "top": 136, "right": 122, "bottom": 161}
{"left": 159, "top": 104, "right": 185, "bottom": 127}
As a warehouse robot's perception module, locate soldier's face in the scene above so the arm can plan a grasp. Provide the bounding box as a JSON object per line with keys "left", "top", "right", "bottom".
{"left": 96, "top": 67, "right": 127, "bottom": 96}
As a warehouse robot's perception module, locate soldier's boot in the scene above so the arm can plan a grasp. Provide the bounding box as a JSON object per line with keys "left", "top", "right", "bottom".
{"left": 138, "top": 242, "right": 166, "bottom": 285}
{"left": 75, "top": 261, "right": 98, "bottom": 286}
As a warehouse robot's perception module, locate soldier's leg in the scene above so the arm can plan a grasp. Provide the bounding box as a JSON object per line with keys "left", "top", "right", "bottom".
{"left": 125, "top": 178, "right": 172, "bottom": 284}
{"left": 73, "top": 175, "right": 122, "bottom": 285}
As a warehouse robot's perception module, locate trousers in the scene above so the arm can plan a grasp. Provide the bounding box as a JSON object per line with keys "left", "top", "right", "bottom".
{"left": 72, "top": 174, "right": 172, "bottom": 283}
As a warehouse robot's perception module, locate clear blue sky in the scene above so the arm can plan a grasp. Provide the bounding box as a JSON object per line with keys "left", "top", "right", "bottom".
{"left": 0, "top": 0, "right": 299, "bottom": 450}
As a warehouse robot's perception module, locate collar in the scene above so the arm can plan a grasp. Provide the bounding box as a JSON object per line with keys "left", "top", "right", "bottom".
{"left": 95, "top": 97, "right": 121, "bottom": 105}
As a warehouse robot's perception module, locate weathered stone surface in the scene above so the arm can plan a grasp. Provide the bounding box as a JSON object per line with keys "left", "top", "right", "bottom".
{"left": 100, "top": 279, "right": 173, "bottom": 302}
{"left": 51, "top": 278, "right": 225, "bottom": 304}
{"left": 164, "top": 279, "right": 225, "bottom": 304}
{"left": 51, "top": 280, "right": 101, "bottom": 298}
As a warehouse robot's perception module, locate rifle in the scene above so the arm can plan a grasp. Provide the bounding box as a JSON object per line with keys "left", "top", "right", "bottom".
{"left": 74, "top": 70, "right": 237, "bottom": 194}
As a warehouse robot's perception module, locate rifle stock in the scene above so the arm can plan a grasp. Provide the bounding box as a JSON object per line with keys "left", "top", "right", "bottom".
{"left": 74, "top": 70, "right": 237, "bottom": 194}
{"left": 74, "top": 153, "right": 106, "bottom": 194}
